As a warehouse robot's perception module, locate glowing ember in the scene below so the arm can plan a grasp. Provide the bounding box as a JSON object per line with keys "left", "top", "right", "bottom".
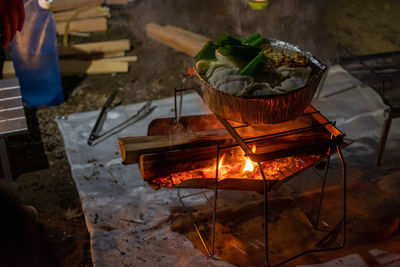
{"left": 151, "top": 152, "right": 323, "bottom": 189}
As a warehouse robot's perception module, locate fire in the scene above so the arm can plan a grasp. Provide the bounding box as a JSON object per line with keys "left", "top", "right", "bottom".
{"left": 218, "top": 155, "right": 225, "bottom": 176}
{"left": 150, "top": 143, "right": 324, "bottom": 189}
{"left": 218, "top": 155, "right": 224, "bottom": 169}
{"left": 243, "top": 158, "right": 254, "bottom": 172}
{"left": 242, "top": 146, "right": 256, "bottom": 173}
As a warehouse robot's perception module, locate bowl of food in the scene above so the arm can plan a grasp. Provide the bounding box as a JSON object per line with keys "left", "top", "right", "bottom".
{"left": 193, "top": 34, "right": 327, "bottom": 125}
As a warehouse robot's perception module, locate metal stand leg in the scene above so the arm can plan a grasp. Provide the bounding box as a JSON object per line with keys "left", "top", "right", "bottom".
{"left": 259, "top": 163, "right": 269, "bottom": 267}
{"left": 178, "top": 188, "right": 212, "bottom": 257}
{"left": 337, "top": 145, "right": 347, "bottom": 247}
{"left": 377, "top": 108, "right": 392, "bottom": 166}
{"left": 177, "top": 146, "right": 221, "bottom": 258}
{"left": 211, "top": 147, "right": 220, "bottom": 256}
{"left": 315, "top": 143, "right": 332, "bottom": 229}
{"left": 0, "top": 136, "right": 12, "bottom": 182}
{"left": 271, "top": 145, "right": 346, "bottom": 267}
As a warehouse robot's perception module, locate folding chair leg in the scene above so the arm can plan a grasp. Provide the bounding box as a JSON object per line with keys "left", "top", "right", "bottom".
{"left": 377, "top": 109, "right": 392, "bottom": 166}
{"left": 0, "top": 137, "right": 13, "bottom": 182}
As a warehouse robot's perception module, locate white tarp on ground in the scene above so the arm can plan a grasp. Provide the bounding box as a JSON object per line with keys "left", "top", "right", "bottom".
{"left": 56, "top": 65, "right": 400, "bottom": 267}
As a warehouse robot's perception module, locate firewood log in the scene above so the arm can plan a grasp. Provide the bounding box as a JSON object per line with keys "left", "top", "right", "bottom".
{"left": 118, "top": 129, "right": 234, "bottom": 164}
{"left": 138, "top": 130, "right": 332, "bottom": 181}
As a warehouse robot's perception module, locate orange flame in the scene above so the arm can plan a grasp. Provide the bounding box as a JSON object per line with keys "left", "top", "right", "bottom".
{"left": 218, "top": 155, "right": 224, "bottom": 169}
{"left": 242, "top": 146, "right": 256, "bottom": 173}
{"left": 217, "top": 155, "right": 226, "bottom": 177}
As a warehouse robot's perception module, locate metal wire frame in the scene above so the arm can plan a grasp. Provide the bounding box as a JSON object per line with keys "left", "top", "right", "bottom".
{"left": 334, "top": 43, "right": 388, "bottom": 103}
{"left": 334, "top": 44, "right": 400, "bottom": 165}
{"left": 173, "top": 86, "right": 347, "bottom": 266}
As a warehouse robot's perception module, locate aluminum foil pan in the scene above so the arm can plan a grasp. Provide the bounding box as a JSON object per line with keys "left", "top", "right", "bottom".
{"left": 194, "top": 39, "right": 327, "bottom": 125}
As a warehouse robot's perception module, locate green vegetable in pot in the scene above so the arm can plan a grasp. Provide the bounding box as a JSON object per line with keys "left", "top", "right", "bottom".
{"left": 217, "top": 45, "right": 261, "bottom": 59}
{"left": 215, "top": 34, "right": 241, "bottom": 47}
{"left": 239, "top": 53, "right": 274, "bottom": 77}
{"left": 241, "top": 33, "right": 261, "bottom": 45}
{"left": 194, "top": 41, "right": 218, "bottom": 61}
{"left": 248, "top": 36, "right": 266, "bottom": 47}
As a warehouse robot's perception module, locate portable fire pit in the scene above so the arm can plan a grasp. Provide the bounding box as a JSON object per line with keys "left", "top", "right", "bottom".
{"left": 119, "top": 70, "right": 346, "bottom": 266}
{"left": 134, "top": 106, "right": 340, "bottom": 193}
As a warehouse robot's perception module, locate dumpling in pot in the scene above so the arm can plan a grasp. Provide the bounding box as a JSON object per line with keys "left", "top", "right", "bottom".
{"left": 206, "top": 63, "right": 238, "bottom": 80}
{"left": 276, "top": 66, "right": 312, "bottom": 81}
{"left": 274, "top": 66, "right": 312, "bottom": 92}
{"left": 217, "top": 75, "right": 253, "bottom": 96}
{"left": 239, "top": 82, "right": 283, "bottom": 97}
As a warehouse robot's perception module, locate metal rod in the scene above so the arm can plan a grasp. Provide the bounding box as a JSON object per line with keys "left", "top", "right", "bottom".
{"left": 377, "top": 108, "right": 392, "bottom": 166}
{"left": 336, "top": 145, "right": 347, "bottom": 247}
{"left": 179, "top": 91, "right": 183, "bottom": 121}
{"left": 280, "top": 183, "right": 316, "bottom": 229}
{"left": 211, "top": 146, "right": 220, "bottom": 256}
{"left": 272, "top": 245, "right": 346, "bottom": 267}
{"left": 271, "top": 146, "right": 347, "bottom": 267}
{"left": 174, "top": 88, "right": 178, "bottom": 123}
{"left": 337, "top": 43, "right": 386, "bottom": 79}
{"left": 232, "top": 111, "right": 322, "bottom": 130}
{"left": 315, "top": 139, "right": 333, "bottom": 229}
{"left": 178, "top": 190, "right": 207, "bottom": 199}
{"left": 215, "top": 115, "right": 253, "bottom": 155}
{"left": 243, "top": 123, "right": 331, "bottom": 143}
{"left": 201, "top": 188, "right": 214, "bottom": 208}
{"left": 177, "top": 188, "right": 212, "bottom": 257}
{"left": 258, "top": 163, "right": 269, "bottom": 267}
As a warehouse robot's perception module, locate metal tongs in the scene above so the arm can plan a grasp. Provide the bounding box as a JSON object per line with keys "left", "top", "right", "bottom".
{"left": 87, "top": 89, "right": 156, "bottom": 146}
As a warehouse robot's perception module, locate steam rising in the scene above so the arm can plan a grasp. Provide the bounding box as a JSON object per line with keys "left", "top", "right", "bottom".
{"left": 125, "top": 0, "right": 335, "bottom": 60}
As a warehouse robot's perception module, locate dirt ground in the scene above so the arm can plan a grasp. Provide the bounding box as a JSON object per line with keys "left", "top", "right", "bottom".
{"left": 2, "top": 0, "right": 399, "bottom": 266}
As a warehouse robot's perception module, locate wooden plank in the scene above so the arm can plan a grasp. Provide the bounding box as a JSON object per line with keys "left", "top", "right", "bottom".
{"left": 0, "top": 98, "right": 23, "bottom": 110}
{"left": 145, "top": 23, "right": 206, "bottom": 57}
{"left": 0, "top": 107, "right": 25, "bottom": 121}
{"left": 3, "top": 60, "right": 129, "bottom": 76}
{"left": 138, "top": 130, "right": 331, "bottom": 180}
{"left": 0, "top": 87, "right": 21, "bottom": 99}
{"left": 59, "top": 60, "right": 128, "bottom": 75}
{"left": 0, "top": 79, "right": 26, "bottom": 135}
{"left": 58, "top": 39, "right": 130, "bottom": 57}
{"left": 56, "top": 17, "right": 107, "bottom": 34}
{"left": 118, "top": 129, "right": 233, "bottom": 164}
{"left": 101, "top": 51, "right": 125, "bottom": 58}
{"left": 0, "top": 118, "right": 27, "bottom": 135}
{"left": 147, "top": 114, "right": 226, "bottom": 136}
{"left": 54, "top": 9, "right": 107, "bottom": 22}
{"left": 164, "top": 25, "right": 210, "bottom": 43}
{"left": 0, "top": 78, "right": 20, "bottom": 89}
{"left": 51, "top": 0, "right": 103, "bottom": 12}
{"left": 98, "top": 56, "right": 137, "bottom": 62}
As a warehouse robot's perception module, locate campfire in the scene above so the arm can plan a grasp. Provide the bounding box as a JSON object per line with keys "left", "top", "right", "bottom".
{"left": 119, "top": 105, "right": 342, "bottom": 192}
{"left": 151, "top": 149, "right": 323, "bottom": 190}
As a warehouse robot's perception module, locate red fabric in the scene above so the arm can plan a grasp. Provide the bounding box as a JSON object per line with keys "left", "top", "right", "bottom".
{"left": 0, "top": 0, "right": 25, "bottom": 47}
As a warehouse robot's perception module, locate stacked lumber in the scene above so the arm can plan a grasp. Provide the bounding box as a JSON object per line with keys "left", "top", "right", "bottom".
{"left": 52, "top": 0, "right": 129, "bottom": 35}
{"left": 145, "top": 23, "right": 210, "bottom": 57}
{"left": 2, "top": 0, "right": 135, "bottom": 77}
{"left": 2, "top": 39, "right": 134, "bottom": 76}
{"left": 52, "top": 0, "right": 133, "bottom": 75}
